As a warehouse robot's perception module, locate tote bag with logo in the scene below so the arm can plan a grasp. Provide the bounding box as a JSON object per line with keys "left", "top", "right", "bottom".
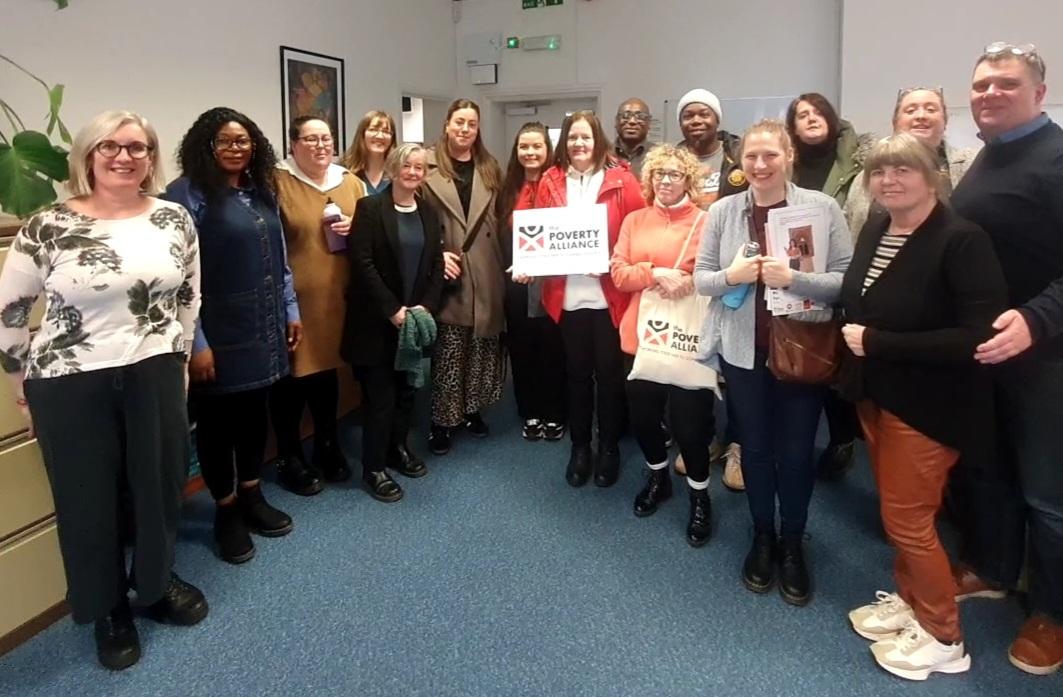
{"left": 628, "top": 212, "right": 719, "bottom": 394}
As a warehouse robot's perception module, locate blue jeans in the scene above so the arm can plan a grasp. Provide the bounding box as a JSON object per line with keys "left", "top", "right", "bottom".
{"left": 721, "top": 352, "right": 824, "bottom": 539}
{"left": 998, "top": 358, "right": 1063, "bottom": 622}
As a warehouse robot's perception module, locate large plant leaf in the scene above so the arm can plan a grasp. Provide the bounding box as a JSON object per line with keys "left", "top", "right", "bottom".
{"left": 45, "top": 85, "right": 72, "bottom": 144}
{"left": 0, "top": 131, "right": 68, "bottom": 218}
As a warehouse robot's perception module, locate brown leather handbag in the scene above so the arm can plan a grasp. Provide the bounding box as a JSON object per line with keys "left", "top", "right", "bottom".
{"left": 768, "top": 316, "right": 843, "bottom": 385}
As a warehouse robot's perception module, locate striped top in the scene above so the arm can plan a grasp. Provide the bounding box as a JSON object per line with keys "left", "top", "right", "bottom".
{"left": 862, "top": 233, "right": 910, "bottom": 294}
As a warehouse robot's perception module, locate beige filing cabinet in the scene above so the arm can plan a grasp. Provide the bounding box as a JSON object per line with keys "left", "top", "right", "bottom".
{"left": 0, "top": 229, "right": 67, "bottom": 648}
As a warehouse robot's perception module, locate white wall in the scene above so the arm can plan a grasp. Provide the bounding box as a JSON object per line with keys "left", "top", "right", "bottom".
{"left": 0, "top": 0, "right": 457, "bottom": 193}
{"left": 455, "top": 0, "right": 842, "bottom": 155}
{"left": 841, "top": 0, "right": 1063, "bottom": 138}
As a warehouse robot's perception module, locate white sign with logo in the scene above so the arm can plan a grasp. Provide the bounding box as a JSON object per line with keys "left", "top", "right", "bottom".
{"left": 511, "top": 204, "right": 609, "bottom": 277}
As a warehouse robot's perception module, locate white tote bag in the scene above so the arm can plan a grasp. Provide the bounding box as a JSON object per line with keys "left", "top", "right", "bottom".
{"left": 628, "top": 212, "right": 720, "bottom": 394}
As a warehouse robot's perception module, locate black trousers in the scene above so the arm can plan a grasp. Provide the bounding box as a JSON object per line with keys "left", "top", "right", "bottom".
{"left": 506, "top": 285, "right": 567, "bottom": 423}
{"left": 353, "top": 364, "right": 418, "bottom": 473}
{"left": 193, "top": 387, "right": 270, "bottom": 501}
{"left": 558, "top": 308, "right": 625, "bottom": 450}
{"left": 269, "top": 369, "right": 339, "bottom": 459}
{"left": 823, "top": 388, "right": 859, "bottom": 445}
{"left": 24, "top": 353, "right": 189, "bottom": 624}
{"left": 627, "top": 378, "right": 716, "bottom": 483}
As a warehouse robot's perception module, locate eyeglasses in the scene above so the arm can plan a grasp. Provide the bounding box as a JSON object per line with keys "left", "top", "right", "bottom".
{"left": 366, "top": 128, "right": 392, "bottom": 137}
{"left": 651, "top": 169, "right": 686, "bottom": 183}
{"left": 213, "top": 137, "right": 254, "bottom": 152}
{"left": 982, "top": 42, "right": 1046, "bottom": 80}
{"left": 96, "top": 140, "right": 153, "bottom": 160}
{"left": 298, "top": 135, "right": 334, "bottom": 147}
{"left": 618, "top": 110, "right": 650, "bottom": 123}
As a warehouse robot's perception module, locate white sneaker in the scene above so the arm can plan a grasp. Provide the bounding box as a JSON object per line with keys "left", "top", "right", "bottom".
{"left": 722, "top": 443, "right": 744, "bottom": 491}
{"left": 870, "top": 619, "right": 971, "bottom": 681}
{"left": 849, "top": 591, "right": 914, "bottom": 641}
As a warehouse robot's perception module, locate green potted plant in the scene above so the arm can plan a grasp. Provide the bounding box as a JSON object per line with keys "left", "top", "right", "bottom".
{"left": 0, "top": 1, "right": 71, "bottom": 221}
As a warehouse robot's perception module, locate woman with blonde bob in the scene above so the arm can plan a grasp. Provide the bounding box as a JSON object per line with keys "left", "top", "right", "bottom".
{"left": 839, "top": 133, "right": 1007, "bottom": 680}
{"left": 0, "top": 110, "right": 206, "bottom": 670}
{"left": 341, "top": 110, "right": 397, "bottom": 195}
{"left": 611, "top": 144, "right": 717, "bottom": 545}
{"left": 694, "top": 118, "right": 852, "bottom": 607}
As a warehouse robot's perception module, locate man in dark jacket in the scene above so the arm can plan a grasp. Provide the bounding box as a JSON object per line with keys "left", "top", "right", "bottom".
{"left": 950, "top": 41, "right": 1063, "bottom": 677}
{"left": 613, "top": 97, "right": 657, "bottom": 178}
{"left": 675, "top": 88, "right": 747, "bottom": 209}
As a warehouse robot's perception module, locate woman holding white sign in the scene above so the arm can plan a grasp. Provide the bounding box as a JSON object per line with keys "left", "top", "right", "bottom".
{"left": 538, "top": 111, "right": 645, "bottom": 488}
{"left": 611, "top": 144, "right": 717, "bottom": 546}
{"left": 694, "top": 119, "right": 852, "bottom": 606}
{"left": 497, "top": 122, "right": 568, "bottom": 442}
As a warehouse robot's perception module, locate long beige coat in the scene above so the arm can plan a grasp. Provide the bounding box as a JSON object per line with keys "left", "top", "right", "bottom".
{"left": 275, "top": 163, "right": 366, "bottom": 376}
{"left": 421, "top": 150, "right": 505, "bottom": 337}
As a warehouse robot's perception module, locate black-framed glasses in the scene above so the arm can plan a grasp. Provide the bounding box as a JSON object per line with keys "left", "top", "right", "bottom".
{"left": 982, "top": 42, "right": 1046, "bottom": 80}
{"left": 213, "top": 136, "right": 254, "bottom": 152}
{"left": 95, "top": 140, "right": 153, "bottom": 159}
{"left": 618, "top": 110, "right": 650, "bottom": 123}
{"left": 298, "top": 135, "right": 334, "bottom": 147}
{"left": 651, "top": 169, "right": 685, "bottom": 183}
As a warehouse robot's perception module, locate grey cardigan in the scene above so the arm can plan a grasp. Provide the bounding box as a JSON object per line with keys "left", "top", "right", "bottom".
{"left": 694, "top": 183, "right": 853, "bottom": 370}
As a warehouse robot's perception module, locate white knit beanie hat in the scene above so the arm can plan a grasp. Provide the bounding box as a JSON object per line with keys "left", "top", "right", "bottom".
{"left": 676, "top": 89, "right": 723, "bottom": 124}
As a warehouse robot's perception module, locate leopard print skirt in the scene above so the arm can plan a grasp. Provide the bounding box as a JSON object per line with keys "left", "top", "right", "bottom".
{"left": 431, "top": 323, "right": 505, "bottom": 427}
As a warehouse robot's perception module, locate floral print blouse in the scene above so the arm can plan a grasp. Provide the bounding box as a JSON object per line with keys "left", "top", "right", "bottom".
{"left": 0, "top": 198, "right": 201, "bottom": 379}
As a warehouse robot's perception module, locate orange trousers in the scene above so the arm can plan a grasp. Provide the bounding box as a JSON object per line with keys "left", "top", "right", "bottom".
{"left": 857, "top": 401, "right": 962, "bottom": 643}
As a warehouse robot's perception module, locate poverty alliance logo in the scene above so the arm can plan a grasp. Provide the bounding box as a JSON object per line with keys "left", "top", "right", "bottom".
{"left": 518, "top": 225, "right": 546, "bottom": 252}
{"left": 644, "top": 319, "right": 670, "bottom": 345}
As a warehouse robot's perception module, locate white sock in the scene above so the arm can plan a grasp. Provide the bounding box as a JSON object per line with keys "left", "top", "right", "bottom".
{"left": 647, "top": 460, "right": 669, "bottom": 471}
{"left": 687, "top": 477, "right": 709, "bottom": 490}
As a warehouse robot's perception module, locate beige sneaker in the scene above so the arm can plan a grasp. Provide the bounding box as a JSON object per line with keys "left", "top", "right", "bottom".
{"left": 849, "top": 591, "right": 914, "bottom": 641}
{"left": 870, "top": 619, "right": 971, "bottom": 681}
{"left": 722, "top": 443, "right": 744, "bottom": 491}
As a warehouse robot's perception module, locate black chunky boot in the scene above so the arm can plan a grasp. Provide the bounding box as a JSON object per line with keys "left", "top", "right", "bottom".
{"left": 239, "top": 483, "right": 293, "bottom": 537}
{"left": 388, "top": 443, "right": 428, "bottom": 478}
{"left": 594, "top": 447, "right": 620, "bottom": 488}
{"left": 633, "top": 468, "right": 672, "bottom": 517}
{"left": 213, "top": 501, "right": 254, "bottom": 564}
{"left": 742, "top": 531, "right": 777, "bottom": 593}
{"left": 686, "top": 488, "right": 712, "bottom": 547}
{"left": 565, "top": 444, "right": 593, "bottom": 487}
{"left": 144, "top": 573, "right": 209, "bottom": 626}
{"left": 276, "top": 453, "right": 323, "bottom": 496}
{"left": 778, "top": 536, "right": 812, "bottom": 606}
{"left": 94, "top": 598, "right": 140, "bottom": 671}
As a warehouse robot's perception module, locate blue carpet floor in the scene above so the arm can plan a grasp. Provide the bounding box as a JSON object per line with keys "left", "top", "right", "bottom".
{"left": 1, "top": 390, "right": 1058, "bottom": 697}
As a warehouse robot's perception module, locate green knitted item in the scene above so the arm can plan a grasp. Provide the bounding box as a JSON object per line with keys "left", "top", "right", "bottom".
{"left": 394, "top": 307, "right": 437, "bottom": 387}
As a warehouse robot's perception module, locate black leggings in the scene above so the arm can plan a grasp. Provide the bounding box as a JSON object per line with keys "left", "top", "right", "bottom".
{"left": 193, "top": 387, "right": 270, "bottom": 501}
{"left": 269, "top": 369, "right": 339, "bottom": 458}
{"left": 626, "top": 378, "right": 716, "bottom": 483}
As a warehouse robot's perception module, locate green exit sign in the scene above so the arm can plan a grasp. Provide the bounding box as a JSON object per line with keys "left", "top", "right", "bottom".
{"left": 522, "top": 0, "right": 562, "bottom": 8}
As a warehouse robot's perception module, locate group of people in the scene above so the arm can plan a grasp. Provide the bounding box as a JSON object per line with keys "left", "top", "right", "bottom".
{"left": 0, "top": 40, "right": 1059, "bottom": 683}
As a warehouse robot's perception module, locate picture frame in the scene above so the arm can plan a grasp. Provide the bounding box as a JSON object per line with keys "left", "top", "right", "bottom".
{"left": 279, "top": 46, "right": 346, "bottom": 155}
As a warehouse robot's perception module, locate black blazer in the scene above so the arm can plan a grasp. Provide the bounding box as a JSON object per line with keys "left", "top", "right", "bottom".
{"left": 341, "top": 190, "right": 444, "bottom": 367}
{"left": 839, "top": 202, "right": 1008, "bottom": 457}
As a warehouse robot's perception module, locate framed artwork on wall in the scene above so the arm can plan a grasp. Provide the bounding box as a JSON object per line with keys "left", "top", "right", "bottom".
{"left": 279, "top": 46, "right": 345, "bottom": 154}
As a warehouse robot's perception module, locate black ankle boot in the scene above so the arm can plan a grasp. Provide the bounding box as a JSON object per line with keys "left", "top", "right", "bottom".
{"left": 276, "top": 454, "right": 323, "bottom": 496}
{"left": 816, "top": 441, "right": 855, "bottom": 481}
{"left": 633, "top": 468, "right": 673, "bottom": 517}
{"left": 314, "top": 438, "right": 352, "bottom": 482}
{"left": 238, "top": 483, "right": 293, "bottom": 537}
{"left": 778, "top": 536, "right": 811, "bottom": 606}
{"left": 94, "top": 599, "right": 140, "bottom": 671}
{"left": 686, "top": 488, "right": 712, "bottom": 547}
{"left": 144, "top": 573, "right": 208, "bottom": 626}
{"left": 565, "top": 444, "right": 593, "bottom": 487}
{"left": 429, "top": 424, "right": 452, "bottom": 455}
{"left": 214, "top": 501, "right": 254, "bottom": 564}
{"left": 388, "top": 443, "right": 428, "bottom": 478}
{"left": 363, "top": 469, "right": 404, "bottom": 503}
{"left": 594, "top": 447, "right": 620, "bottom": 488}
{"left": 742, "top": 531, "right": 777, "bottom": 593}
